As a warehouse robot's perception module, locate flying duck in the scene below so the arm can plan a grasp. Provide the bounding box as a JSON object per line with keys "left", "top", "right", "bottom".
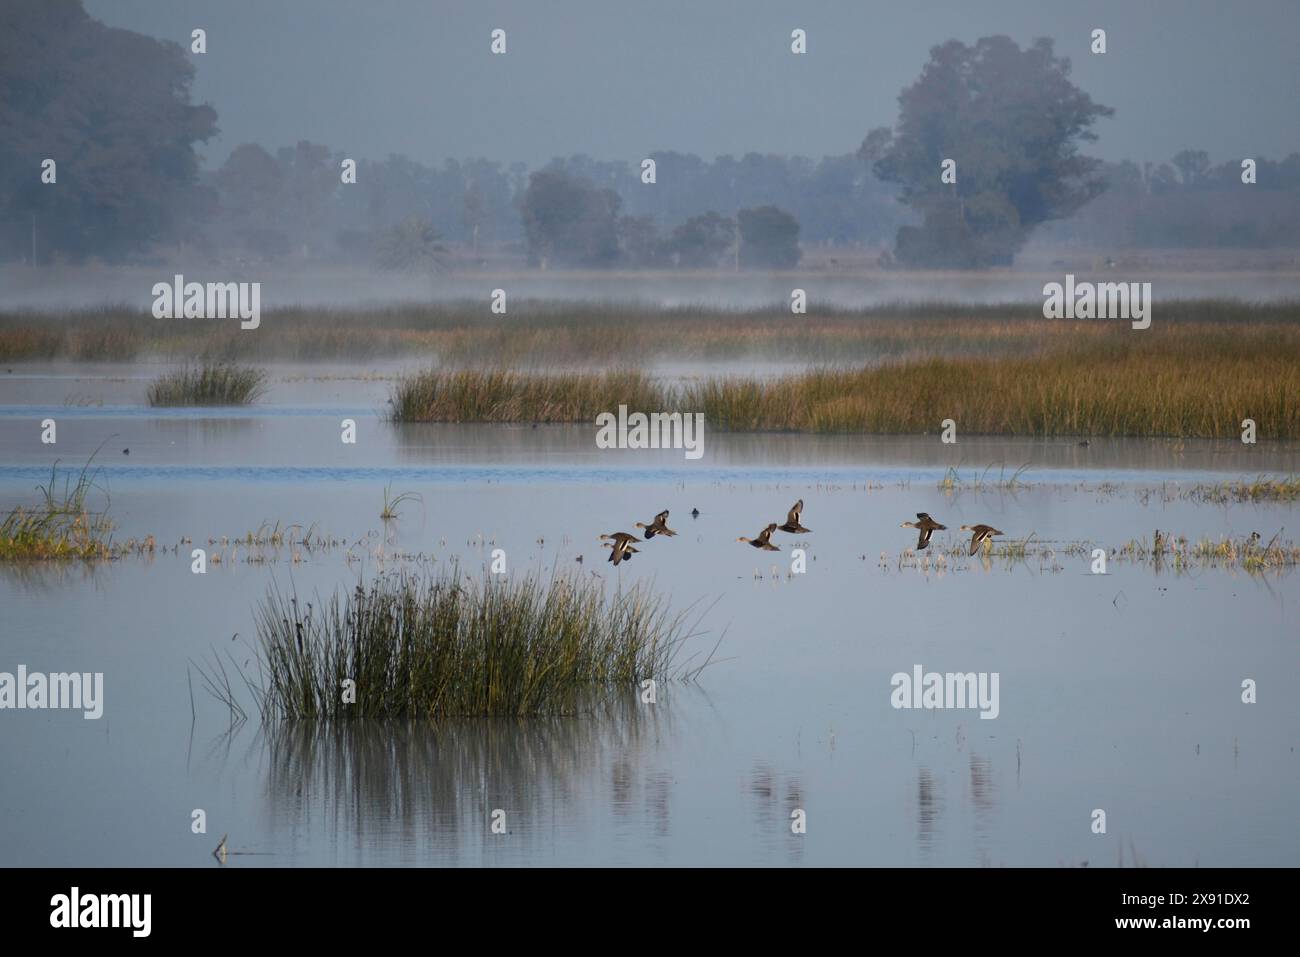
{"left": 900, "top": 513, "right": 946, "bottom": 551}
{"left": 600, "top": 532, "right": 641, "bottom": 566}
{"left": 960, "top": 524, "right": 1003, "bottom": 556}
{"left": 738, "top": 523, "right": 780, "bottom": 551}
{"left": 635, "top": 510, "right": 677, "bottom": 539}
{"left": 778, "top": 499, "right": 811, "bottom": 534}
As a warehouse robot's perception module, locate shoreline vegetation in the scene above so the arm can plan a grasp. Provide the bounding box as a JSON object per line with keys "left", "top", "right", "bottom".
{"left": 3, "top": 299, "right": 1299, "bottom": 436}
{"left": 2, "top": 299, "right": 1298, "bottom": 363}
{"left": 198, "top": 568, "right": 711, "bottom": 721}
{"left": 389, "top": 348, "right": 1300, "bottom": 437}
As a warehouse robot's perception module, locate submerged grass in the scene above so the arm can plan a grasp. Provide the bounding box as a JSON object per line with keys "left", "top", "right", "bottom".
{"left": 146, "top": 362, "right": 267, "bottom": 406}
{"left": 1185, "top": 476, "right": 1300, "bottom": 503}
{"left": 937, "top": 464, "right": 1032, "bottom": 492}
{"left": 237, "top": 567, "right": 709, "bottom": 720}
{"left": 889, "top": 532, "right": 1300, "bottom": 575}
{"left": 379, "top": 483, "right": 421, "bottom": 520}
{"left": 1116, "top": 532, "right": 1300, "bottom": 571}
{"left": 0, "top": 460, "right": 118, "bottom": 560}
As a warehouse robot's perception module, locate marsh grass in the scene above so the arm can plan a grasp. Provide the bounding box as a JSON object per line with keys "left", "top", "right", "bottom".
{"left": 389, "top": 334, "right": 1300, "bottom": 438}
{"left": 0, "top": 459, "right": 118, "bottom": 560}
{"left": 9, "top": 298, "right": 1300, "bottom": 436}
{"left": 147, "top": 362, "right": 267, "bottom": 406}
{"left": 682, "top": 342, "right": 1300, "bottom": 436}
{"left": 3, "top": 299, "right": 1297, "bottom": 365}
{"left": 390, "top": 367, "right": 661, "bottom": 424}
{"left": 222, "top": 567, "right": 711, "bottom": 721}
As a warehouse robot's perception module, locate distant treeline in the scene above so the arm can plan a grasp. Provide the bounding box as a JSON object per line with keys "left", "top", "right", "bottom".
{"left": 196, "top": 146, "right": 899, "bottom": 269}
{"left": 13, "top": 136, "right": 1300, "bottom": 270}
{"left": 1044, "top": 153, "right": 1300, "bottom": 249}
{"left": 3, "top": 2, "right": 1299, "bottom": 270}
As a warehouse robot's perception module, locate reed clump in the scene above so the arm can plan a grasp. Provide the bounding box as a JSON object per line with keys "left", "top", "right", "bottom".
{"left": 390, "top": 367, "right": 661, "bottom": 423}
{"left": 146, "top": 362, "right": 267, "bottom": 406}
{"left": 250, "top": 568, "right": 703, "bottom": 720}
{"left": 0, "top": 461, "right": 118, "bottom": 560}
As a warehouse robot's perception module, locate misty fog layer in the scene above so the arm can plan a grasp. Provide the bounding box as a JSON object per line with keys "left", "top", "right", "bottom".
{"left": 3, "top": 0, "right": 1299, "bottom": 304}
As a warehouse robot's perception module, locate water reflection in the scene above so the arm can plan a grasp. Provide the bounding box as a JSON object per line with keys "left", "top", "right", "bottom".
{"left": 6, "top": 405, "right": 1299, "bottom": 478}
{"left": 2, "top": 397, "right": 1298, "bottom": 866}
{"left": 915, "top": 767, "right": 943, "bottom": 857}
{"left": 257, "top": 693, "right": 681, "bottom": 862}
{"left": 0, "top": 556, "right": 124, "bottom": 592}
{"left": 969, "top": 754, "right": 997, "bottom": 852}
{"left": 746, "top": 763, "right": 806, "bottom": 863}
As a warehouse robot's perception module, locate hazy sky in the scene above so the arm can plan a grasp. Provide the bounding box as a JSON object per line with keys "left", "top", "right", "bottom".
{"left": 86, "top": 0, "right": 1300, "bottom": 169}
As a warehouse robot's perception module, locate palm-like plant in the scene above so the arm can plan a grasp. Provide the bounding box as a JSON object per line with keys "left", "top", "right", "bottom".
{"left": 375, "top": 217, "right": 447, "bottom": 273}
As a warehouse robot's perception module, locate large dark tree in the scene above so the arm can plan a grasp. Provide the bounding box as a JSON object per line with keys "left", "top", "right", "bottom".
{"left": 616, "top": 215, "right": 668, "bottom": 268}
{"left": 667, "top": 211, "right": 736, "bottom": 268}
{"left": 737, "top": 206, "right": 801, "bottom": 269}
{"left": 520, "top": 169, "right": 621, "bottom": 268}
{"left": 0, "top": 0, "right": 218, "bottom": 262}
{"left": 866, "top": 36, "right": 1112, "bottom": 267}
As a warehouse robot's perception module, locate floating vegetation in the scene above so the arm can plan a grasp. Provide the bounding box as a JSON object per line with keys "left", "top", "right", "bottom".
{"left": 178, "top": 521, "right": 351, "bottom": 567}
{"left": 0, "top": 460, "right": 135, "bottom": 561}
{"left": 146, "top": 362, "right": 267, "bottom": 406}
{"left": 937, "top": 464, "right": 1031, "bottom": 492}
{"left": 1115, "top": 532, "right": 1300, "bottom": 571}
{"left": 1184, "top": 476, "right": 1300, "bottom": 504}
{"left": 214, "top": 567, "right": 713, "bottom": 721}
{"left": 379, "top": 483, "right": 421, "bottom": 521}
{"left": 879, "top": 532, "right": 1298, "bottom": 576}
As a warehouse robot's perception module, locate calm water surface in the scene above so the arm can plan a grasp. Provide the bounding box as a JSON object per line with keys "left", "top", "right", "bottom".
{"left": 1, "top": 374, "right": 1297, "bottom": 867}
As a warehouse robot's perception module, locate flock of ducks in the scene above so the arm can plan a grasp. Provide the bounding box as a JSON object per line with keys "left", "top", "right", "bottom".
{"left": 600, "top": 502, "right": 1005, "bottom": 566}
{"left": 600, "top": 509, "right": 677, "bottom": 565}
{"left": 737, "top": 499, "right": 812, "bottom": 551}
{"left": 901, "top": 512, "right": 1004, "bottom": 555}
